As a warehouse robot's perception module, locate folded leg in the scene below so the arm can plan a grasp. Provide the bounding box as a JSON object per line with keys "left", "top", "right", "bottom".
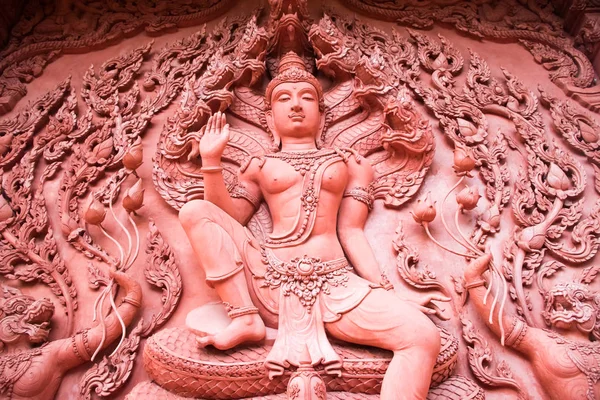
{"left": 326, "top": 288, "right": 440, "bottom": 400}
{"left": 179, "top": 200, "right": 265, "bottom": 349}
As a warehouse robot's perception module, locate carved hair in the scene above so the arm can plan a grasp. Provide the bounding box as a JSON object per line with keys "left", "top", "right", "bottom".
{"left": 264, "top": 52, "right": 325, "bottom": 112}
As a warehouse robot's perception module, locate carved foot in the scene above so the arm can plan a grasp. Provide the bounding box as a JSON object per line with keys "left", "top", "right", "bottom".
{"left": 196, "top": 313, "right": 266, "bottom": 350}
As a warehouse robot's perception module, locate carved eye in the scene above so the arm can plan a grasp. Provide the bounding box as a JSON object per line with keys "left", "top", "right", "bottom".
{"left": 302, "top": 95, "right": 315, "bottom": 101}
{"left": 278, "top": 95, "right": 290, "bottom": 102}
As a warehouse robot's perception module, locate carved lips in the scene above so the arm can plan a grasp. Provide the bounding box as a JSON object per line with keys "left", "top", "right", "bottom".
{"left": 289, "top": 112, "right": 305, "bottom": 121}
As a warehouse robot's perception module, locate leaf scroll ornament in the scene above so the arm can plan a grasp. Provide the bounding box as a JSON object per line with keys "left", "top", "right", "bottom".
{"left": 79, "top": 319, "right": 144, "bottom": 399}
{"left": 141, "top": 220, "right": 182, "bottom": 337}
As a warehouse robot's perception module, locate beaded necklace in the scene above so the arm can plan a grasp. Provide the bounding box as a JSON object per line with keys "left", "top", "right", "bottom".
{"left": 265, "top": 148, "right": 335, "bottom": 176}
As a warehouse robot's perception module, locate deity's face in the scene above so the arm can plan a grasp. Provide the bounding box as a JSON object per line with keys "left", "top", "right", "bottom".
{"left": 267, "top": 81, "right": 323, "bottom": 145}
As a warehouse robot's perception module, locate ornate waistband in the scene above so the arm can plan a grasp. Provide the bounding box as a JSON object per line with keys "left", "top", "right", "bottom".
{"left": 262, "top": 249, "right": 349, "bottom": 276}
{"left": 260, "top": 248, "right": 353, "bottom": 312}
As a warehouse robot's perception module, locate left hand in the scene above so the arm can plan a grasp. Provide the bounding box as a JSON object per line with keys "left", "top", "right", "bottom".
{"left": 408, "top": 292, "right": 452, "bottom": 321}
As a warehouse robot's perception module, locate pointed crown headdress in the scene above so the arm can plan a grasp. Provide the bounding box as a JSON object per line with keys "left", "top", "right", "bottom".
{"left": 265, "top": 52, "right": 324, "bottom": 111}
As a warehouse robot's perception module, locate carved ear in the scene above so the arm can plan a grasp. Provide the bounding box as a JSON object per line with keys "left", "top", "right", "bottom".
{"left": 316, "top": 110, "right": 327, "bottom": 148}
{"left": 265, "top": 110, "right": 281, "bottom": 148}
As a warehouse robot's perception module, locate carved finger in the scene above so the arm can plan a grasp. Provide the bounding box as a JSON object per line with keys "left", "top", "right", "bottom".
{"left": 416, "top": 305, "right": 437, "bottom": 315}
{"left": 222, "top": 123, "right": 230, "bottom": 141}
{"left": 210, "top": 113, "right": 218, "bottom": 135}
{"left": 428, "top": 294, "right": 451, "bottom": 303}
{"left": 205, "top": 115, "right": 214, "bottom": 136}
{"left": 215, "top": 111, "right": 221, "bottom": 131}
{"left": 430, "top": 302, "right": 450, "bottom": 321}
{"left": 220, "top": 112, "right": 227, "bottom": 134}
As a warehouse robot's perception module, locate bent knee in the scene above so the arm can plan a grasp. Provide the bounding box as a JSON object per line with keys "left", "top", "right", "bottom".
{"left": 179, "top": 200, "right": 218, "bottom": 230}
{"left": 410, "top": 319, "right": 441, "bottom": 353}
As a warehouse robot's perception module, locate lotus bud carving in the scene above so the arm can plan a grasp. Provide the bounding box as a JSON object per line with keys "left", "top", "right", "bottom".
{"left": 91, "top": 137, "right": 114, "bottom": 163}
{"left": 456, "top": 185, "right": 481, "bottom": 211}
{"left": 123, "top": 179, "right": 144, "bottom": 213}
{"left": 453, "top": 145, "right": 476, "bottom": 175}
{"left": 456, "top": 118, "right": 485, "bottom": 143}
{"left": 457, "top": 119, "right": 476, "bottom": 137}
{"left": 123, "top": 136, "right": 143, "bottom": 170}
{"left": 578, "top": 120, "right": 598, "bottom": 143}
{"left": 83, "top": 197, "right": 106, "bottom": 225}
{"left": 411, "top": 192, "right": 437, "bottom": 225}
{"left": 480, "top": 204, "right": 500, "bottom": 233}
{"left": 516, "top": 226, "right": 546, "bottom": 251}
{"left": 546, "top": 163, "right": 570, "bottom": 191}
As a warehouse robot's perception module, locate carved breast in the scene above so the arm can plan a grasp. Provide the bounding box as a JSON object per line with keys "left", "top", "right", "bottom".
{"left": 259, "top": 159, "right": 302, "bottom": 195}
{"left": 320, "top": 160, "right": 348, "bottom": 195}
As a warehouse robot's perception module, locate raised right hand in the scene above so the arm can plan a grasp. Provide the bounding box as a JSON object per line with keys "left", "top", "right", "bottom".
{"left": 199, "top": 111, "right": 230, "bottom": 165}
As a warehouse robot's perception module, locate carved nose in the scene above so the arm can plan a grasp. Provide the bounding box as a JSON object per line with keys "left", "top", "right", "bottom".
{"left": 291, "top": 103, "right": 302, "bottom": 112}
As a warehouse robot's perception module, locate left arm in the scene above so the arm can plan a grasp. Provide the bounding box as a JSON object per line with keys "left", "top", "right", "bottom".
{"left": 337, "top": 155, "right": 381, "bottom": 284}
{"left": 339, "top": 155, "right": 451, "bottom": 317}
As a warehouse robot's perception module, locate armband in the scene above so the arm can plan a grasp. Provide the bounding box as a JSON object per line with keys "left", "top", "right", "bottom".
{"left": 71, "top": 329, "right": 92, "bottom": 362}
{"left": 343, "top": 185, "right": 375, "bottom": 210}
{"left": 122, "top": 296, "right": 142, "bottom": 308}
{"left": 505, "top": 317, "right": 528, "bottom": 348}
{"left": 230, "top": 183, "right": 261, "bottom": 209}
{"left": 464, "top": 279, "right": 486, "bottom": 290}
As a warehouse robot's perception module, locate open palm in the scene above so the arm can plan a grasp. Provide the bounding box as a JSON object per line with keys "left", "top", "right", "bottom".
{"left": 199, "top": 111, "right": 230, "bottom": 164}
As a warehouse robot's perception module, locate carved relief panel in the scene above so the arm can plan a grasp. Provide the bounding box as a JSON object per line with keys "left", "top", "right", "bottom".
{"left": 0, "top": 0, "right": 600, "bottom": 399}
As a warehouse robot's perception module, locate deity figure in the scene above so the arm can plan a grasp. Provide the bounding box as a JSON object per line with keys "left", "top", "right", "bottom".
{"left": 179, "top": 52, "right": 448, "bottom": 399}
{"left": 464, "top": 254, "right": 600, "bottom": 400}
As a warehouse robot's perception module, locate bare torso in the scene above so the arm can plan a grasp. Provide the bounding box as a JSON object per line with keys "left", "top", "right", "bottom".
{"left": 257, "top": 155, "right": 349, "bottom": 261}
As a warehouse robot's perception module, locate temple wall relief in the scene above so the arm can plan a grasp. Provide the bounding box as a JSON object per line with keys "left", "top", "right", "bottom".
{"left": 1, "top": 1, "right": 600, "bottom": 399}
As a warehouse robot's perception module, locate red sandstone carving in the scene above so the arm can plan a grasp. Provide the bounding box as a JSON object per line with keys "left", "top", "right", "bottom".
{"left": 0, "top": 0, "right": 233, "bottom": 115}
{"left": 465, "top": 254, "right": 600, "bottom": 399}
{"left": 3, "top": 0, "right": 600, "bottom": 398}
{"left": 143, "top": 325, "right": 463, "bottom": 398}
{"left": 143, "top": 2, "right": 459, "bottom": 398}
{"left": 341, "top": 0, "right": 600, "bottom": 113}
{"left": 0, "top": 285, "right": 54, "bottom": 350}
{"left": 79, "top": 319, "right": 145, "bottom": 400}
{"left": 127, "top": 375, "right": 484, "bottom": 399}
{"left": 460, "top": 314, "right": 525, "bottom": 397}
{"left": 0, "top": 271, "right": 141, "bottom": 400}
{"left": 0, "top": 80, "right": 79, "bottom": 333}
{"left": 140, "top": 220, "right": 182, "bottom": 337}
{"left": 176, "top": 51, "right": 447, "bottom": 398}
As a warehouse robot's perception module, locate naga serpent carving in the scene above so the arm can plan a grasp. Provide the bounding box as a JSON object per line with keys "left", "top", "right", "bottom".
{"left": 2, "top": 0, "right": 600, "bottom": 398}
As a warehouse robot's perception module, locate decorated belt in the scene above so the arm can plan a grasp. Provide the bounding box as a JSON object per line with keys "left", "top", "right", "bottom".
{"left": 263, "top": 250, "right": 349, "bottom": 276}
{"left": 260, "top": 248, "right": 353, "bottom": 312}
